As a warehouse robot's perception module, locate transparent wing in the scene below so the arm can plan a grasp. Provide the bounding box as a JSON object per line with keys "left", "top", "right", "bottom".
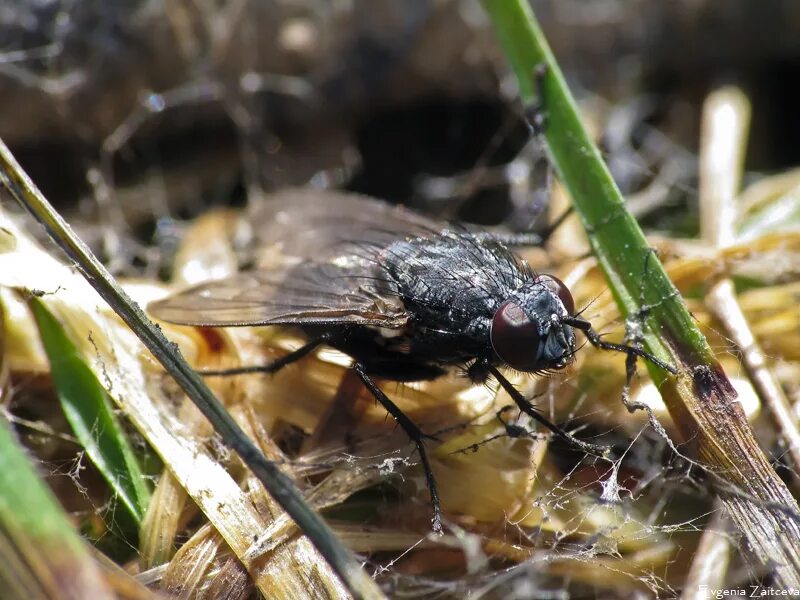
{"left": 149, "top": 261, "right": 411, "bottom": 328}
{"left": 149, "top": 190, "right": 443, "bottom": 328}
{"left": 248, "top": 188, "right": 444, "bottom": 261}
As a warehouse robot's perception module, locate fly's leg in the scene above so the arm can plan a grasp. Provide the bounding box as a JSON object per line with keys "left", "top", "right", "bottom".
{"left": 540, "top": 205, "right": 574, "bottom": 242}
{"left": 477, "top": 205, "right": 574, "bottom": 248}
{"left": 353, "top": 363, "right": 443, "bottom": 534}
{"left": 495, "top": 405, "right": 533, "bottom": 439}
{"left": 562, "top": 248, "right": 677, "bottom": 374}
{"left": 562, "top": 316, "right": 677, "bottom": 375}
{"left": 199, "top": 336, "right": 327, "bottom": 377}
{"left": 474, "top": 231, "right": 543, "bottom": 247}
{"left": 447, "top": 407, "right": 547, "bottom": 455}
{"left": 524, "top": 63, "right": 549, "bottom": 136}
{"left": 485, "top": 363, "right": 610, "bottom": 458}
{"left": 471, "top": 62, "right": 571, "bottom": 249}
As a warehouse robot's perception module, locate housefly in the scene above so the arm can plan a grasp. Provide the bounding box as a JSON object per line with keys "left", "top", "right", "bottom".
{"left": 149, "top": 189, "right": 675, "bottom": 532}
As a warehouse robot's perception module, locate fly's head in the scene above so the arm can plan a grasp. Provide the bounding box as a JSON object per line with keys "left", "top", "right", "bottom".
{"left": 489, "top": 274, "right": 577, "bottom": 373}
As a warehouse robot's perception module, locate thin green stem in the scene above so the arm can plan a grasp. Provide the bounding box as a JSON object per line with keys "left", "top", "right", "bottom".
{"left": 481, "top": 0, "right": 800, "bottom": 587}
{"left": 482, "top": 0, "right": 709, "bottom": 378}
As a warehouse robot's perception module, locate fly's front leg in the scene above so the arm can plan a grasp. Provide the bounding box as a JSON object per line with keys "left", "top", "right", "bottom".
{"left": 481, "top": 362, "right": 610, "bottom": 458}
{"left": 562, "top": 317, "right": 677, "bottom": 375}
{"left": 353, "top": 363, "right": 443, "bottom": 534}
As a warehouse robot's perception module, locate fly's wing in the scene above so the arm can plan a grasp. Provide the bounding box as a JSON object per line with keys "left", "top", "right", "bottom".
{"left": 248, "top": 189, "right": 443, "bottom": 262}
{"left": 148, "top": 261, "right": 410, "bottom": 328}
{"left": 149, "top": 190, "right": 445, "bottom": 328}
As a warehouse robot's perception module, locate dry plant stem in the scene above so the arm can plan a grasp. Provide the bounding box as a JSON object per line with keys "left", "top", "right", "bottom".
{"left": 141, "top": 360, "right": 230, "bottom": 568}
{"left": 139, "top": 472, "right": 187, "bottom": 568}
{"left": 0, "top": 138, "right": 384, "bottom": 600}
{"left": 695, "top": 87, "right": 800, "bottom": 585}
{"left": 680, "top": 500, "right": 732, "bottom": 600}
{"left": 708, "top": 280, "right": 800, "bottom": 463}
{"left": 481, "top": 2, "right": 800, "bottom": 587}
{"left": 699, "top": 88, "right": 748, "bottom": 248}
{"left": 700, "top": 88, "right": 800, "bottom": 470}
{"left": 0, "top": 212, "right": 321, "bottom": 597}
{"left": 235, "top": 402, "right": 359, "bottom": 599}
{"left": 700, "top": 88, "right": 800, "bottom": 467}
{"left": 737, "top": 166, "right": 800, "bottom": 215}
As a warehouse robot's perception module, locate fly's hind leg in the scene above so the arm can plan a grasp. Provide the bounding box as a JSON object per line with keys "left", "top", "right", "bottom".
{"left": 199, "top": 336, "right": 327, "bottom": 376}
{"left": 353, "top": 363, "right": 443, "bottom": 534}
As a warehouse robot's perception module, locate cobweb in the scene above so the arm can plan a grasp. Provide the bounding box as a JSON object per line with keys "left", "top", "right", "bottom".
{"left": 2, "top": 2, "right": 799, "bottom": 599}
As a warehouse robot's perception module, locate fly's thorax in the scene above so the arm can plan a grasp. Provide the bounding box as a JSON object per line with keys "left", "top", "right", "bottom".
{"left": 382, "top": 234, "right": 525, "bottom": 320}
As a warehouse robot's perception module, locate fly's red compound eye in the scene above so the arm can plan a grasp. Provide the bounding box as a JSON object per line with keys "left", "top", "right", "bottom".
{"left": 537, "top": 274, "right": 575, "bottom": 315}
{"left": 490, "top": 300, "right": 541, "bottom": 371}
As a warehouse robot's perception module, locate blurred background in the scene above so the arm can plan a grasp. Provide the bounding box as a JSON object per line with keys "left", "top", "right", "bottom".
{"left": 3, "top": 3, "right": 800, "bottom": 597}
{"left": 2, "top": 0, "right": 799, "bottom": 273}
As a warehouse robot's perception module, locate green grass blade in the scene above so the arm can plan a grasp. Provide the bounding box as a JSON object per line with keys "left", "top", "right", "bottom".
{"left": 482, "top": 0, "right": 800, "bottom": 587}
{"left": 29, "top": 297, "right": 150, "bottom": 524}
{"left": 0, "top": 413, "right": 115, "bottom": 600}
{"left": 482, "top": 0, "right": 701, "bottom": 374}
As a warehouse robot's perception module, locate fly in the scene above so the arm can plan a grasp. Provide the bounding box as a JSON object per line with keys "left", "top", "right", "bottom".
{"left": 149, "top": 189, "right": 676, "bottom": 532}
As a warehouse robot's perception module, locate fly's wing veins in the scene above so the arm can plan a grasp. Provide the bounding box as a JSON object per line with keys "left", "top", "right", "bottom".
{"left": 149, "top": 262, "right": 411, "bottom": 328}
{"left": 248, "top": 188, "right": 444, "bottom": 262}
{"left": 148, "top": 190, "right": 450, "bottom": 328}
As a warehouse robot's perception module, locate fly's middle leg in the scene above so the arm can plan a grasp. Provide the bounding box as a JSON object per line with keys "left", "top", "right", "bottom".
{"left": 353, "top": 363, "right": 443, "bottom": 534}
{"left": 476, "top": 206, "right": 573, "bottom": 248}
